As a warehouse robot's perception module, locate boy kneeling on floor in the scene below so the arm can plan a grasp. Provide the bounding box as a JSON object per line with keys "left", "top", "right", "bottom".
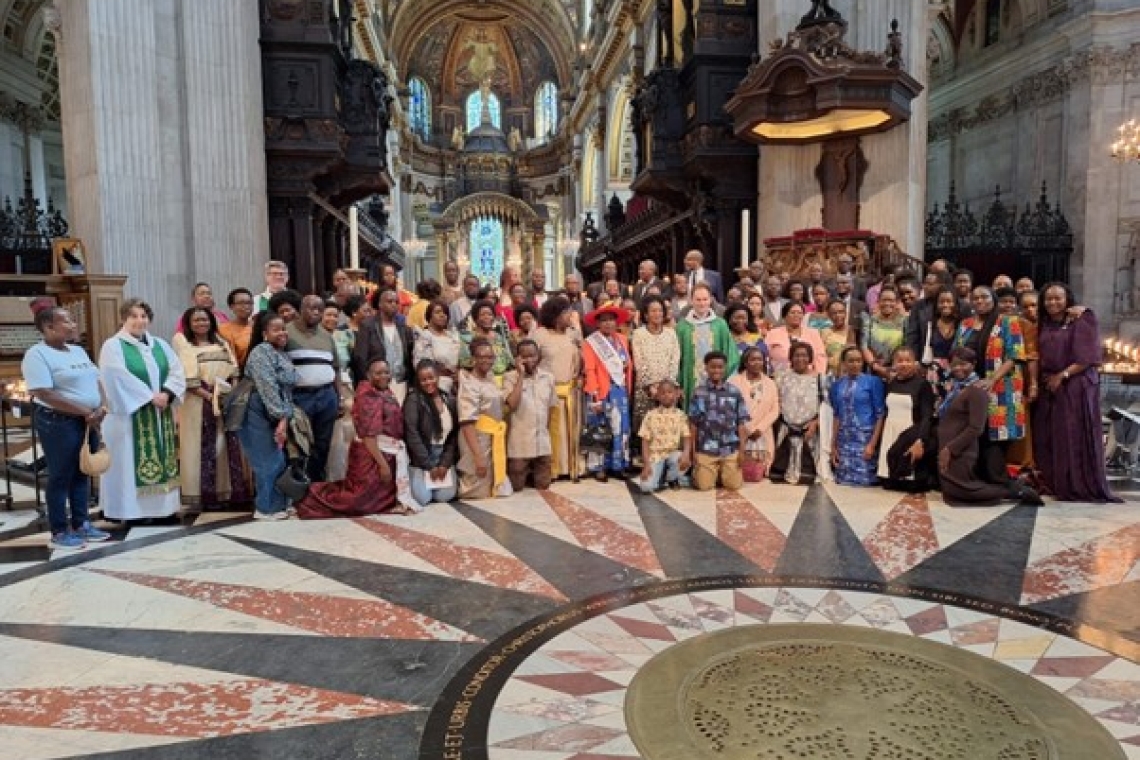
{"left": 635, "top": 377, "right": 691, "bottom": 493}
{"left": 689, "top": 351, "right": 750, "bottom": 492}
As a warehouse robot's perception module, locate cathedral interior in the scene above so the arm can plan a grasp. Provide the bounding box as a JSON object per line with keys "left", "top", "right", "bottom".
{"left": 0, "top": 0, "right": 1139, "bottom": 758}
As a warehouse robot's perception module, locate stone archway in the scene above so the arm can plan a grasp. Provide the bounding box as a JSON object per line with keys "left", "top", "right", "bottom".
{"left": 434, "top": 191, "right": 547, "bottom": 282}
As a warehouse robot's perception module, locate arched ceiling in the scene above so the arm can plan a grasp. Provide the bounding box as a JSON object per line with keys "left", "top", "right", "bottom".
{"left": 390, "top": 0, "right": 575, "bottom": 97}
{"left": 1, "top": 0, "right": 59, "bottom": 121}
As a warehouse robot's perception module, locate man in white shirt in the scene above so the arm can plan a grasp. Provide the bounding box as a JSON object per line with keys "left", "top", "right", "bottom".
{"left": 255, "top": 261, "right": 290, "bottom": 313}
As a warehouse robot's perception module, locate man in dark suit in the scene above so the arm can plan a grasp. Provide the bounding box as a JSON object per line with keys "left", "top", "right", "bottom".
{"left": 682, "top": 249, "right": 724, "bottom": 305}
{"left": 834, "top": 274, "right": 868, "bottom": 340}
{"left": 761, "top": 274, "right": 788, "bottom": 326}
{"left": 630, "top": 258, "right": 668, "bottom": 306}
{"left": 827, "top": 252, "right": 868, "bottom": 300}
{"left": 586, "top": 261, "right": 620, "bottom": 304}
{"left": 563, "top": 273, "right": 594, "bottom": 333}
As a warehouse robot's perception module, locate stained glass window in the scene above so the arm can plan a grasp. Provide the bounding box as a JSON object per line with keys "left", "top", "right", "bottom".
{"left": 534, "top": 81, "right": 558, "bottom": 142}
{"left": 466, "top": 90, "right": 501, "bottom": 131}
{"left": 409, "top": 77, "right": 431, "bottom": 140}
{"left": 470, "top": 216, "right": 504, "bottom": 286}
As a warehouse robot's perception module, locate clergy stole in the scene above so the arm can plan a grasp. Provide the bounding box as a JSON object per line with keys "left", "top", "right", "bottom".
{"left": 121, "top": 340, "right": 180, "bottom": 492}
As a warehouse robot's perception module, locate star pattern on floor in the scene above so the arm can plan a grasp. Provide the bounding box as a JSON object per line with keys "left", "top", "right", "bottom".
{"left": 0, "top": 480, "right": 1135, "bottom": 758}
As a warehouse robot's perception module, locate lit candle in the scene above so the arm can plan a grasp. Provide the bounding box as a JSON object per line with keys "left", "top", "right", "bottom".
{"left": 349, "top": 206, "right": 360, "bottom": 270}
{"left": 741, "top": 209, "right": 751, "bottom": 270}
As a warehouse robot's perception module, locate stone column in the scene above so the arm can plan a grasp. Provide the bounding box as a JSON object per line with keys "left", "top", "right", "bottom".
{"left": 51, "top": 0, "right": 268, "bottom": 335}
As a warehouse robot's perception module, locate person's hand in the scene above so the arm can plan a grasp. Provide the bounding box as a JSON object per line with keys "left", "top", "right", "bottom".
{"left": 429, "top": 466, "right": 448, "bottom": 482}
{"left": 907, "top": 440, "right": 924, "bottom": 463}
{"left": 938, "top": 447, "right": 950, "bottom": 475}
{"left": 862, "top": 443, "right": 877, "bottom": 461}
{"left": 475, "top": 456, "right": 489, "bottom": 479}
{"left": 640, "top": 466, "right": 651, "bottom": 482}
{"left": 679, "top": 454, "right": 691, "bottom": 472}
{"left": 831, "top": 446, "right": 840, "bottom": 467}
{"left": 805, "top": 420, "right": 819, "bottom": 439}
{"left": 85, "top": 407, "right": 106, "bottom": 427}
{"left": 274, "top": 419, "right": 287, "bottom": 448}
{"left": 376, "top": 459, "right": 392, "bottom": 484}
{"left": 1046, "top": 374, "right": 1064, "bottom": 394}
{"left": 977, "top": 378, "right": 994, "bottom": 393}
{"left": 1027, "top": 384, "right": 1039, "bottom": 403}
{"left": 152, "top": 392, "right": 169, "bottom": 410}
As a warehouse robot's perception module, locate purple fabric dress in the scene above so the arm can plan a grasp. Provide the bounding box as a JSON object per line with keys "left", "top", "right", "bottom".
{"left": 1032, "top": 310, "right": 1121, "bottom": 503}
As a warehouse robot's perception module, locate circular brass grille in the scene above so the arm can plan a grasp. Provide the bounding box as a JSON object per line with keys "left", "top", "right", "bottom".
{"left": 625, "top": 624, "right": 1124, "bottom": 760}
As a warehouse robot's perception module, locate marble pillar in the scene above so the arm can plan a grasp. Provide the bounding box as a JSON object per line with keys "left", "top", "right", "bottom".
{"left": 52, "top": 0, "right": 269, "bottom": 335}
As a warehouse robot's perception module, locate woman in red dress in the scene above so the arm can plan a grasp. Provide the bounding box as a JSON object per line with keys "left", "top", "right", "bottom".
{"left": 296, "top": 358, "right": 410, "bottom": 518}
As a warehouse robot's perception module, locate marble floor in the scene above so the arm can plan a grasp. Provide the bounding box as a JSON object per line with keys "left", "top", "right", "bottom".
{"left": 0, "top": 479, "right": 1139, "bottom": 759}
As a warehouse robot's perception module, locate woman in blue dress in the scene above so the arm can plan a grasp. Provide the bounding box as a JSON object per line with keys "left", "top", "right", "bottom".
{"left": 829, "top": 346, "right": 886, "bottom": 486}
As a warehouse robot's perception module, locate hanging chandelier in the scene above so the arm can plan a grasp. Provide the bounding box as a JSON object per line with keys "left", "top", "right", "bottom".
{"left": 1112, "top": 119, "right": 1140, "bottom": 162}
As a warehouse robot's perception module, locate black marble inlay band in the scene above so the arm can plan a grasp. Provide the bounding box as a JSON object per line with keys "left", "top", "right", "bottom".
{"left": 418, "top": 573, "right": 1107, "bottom": 760}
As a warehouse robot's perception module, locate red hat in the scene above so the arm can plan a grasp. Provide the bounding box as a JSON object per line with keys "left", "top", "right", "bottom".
{"left": 584, "top": 304, "right": 632, "bottom": 328}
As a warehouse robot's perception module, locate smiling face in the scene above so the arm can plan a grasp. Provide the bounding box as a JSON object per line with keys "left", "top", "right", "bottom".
{"left": 812, "top": 285, "right": 830, "bottom": 309}
{"left": 474, "top": 305, "right": 495, "bottom": 332}
{"left": 45, "top": 309, "right": 79, "bottom": 344}
{"left": 472, "top": 343, "right": 495, "bottom": 374}
{"left": 1042, "top": 285, "right": 1068, "bottom": 319}
{"left": 264, "top": 316, "right": 288, "bottom": 349}
{"left": 893, "top": 348, "right": 917, "bottom": 379}
{"left": 937, "top": 290, "right": 957, "bottom": 318}
{"left": 790, "top": 345, "right": 811, "bottom": 373}
{"left": 429, "top": 303, "right": 449, "bottom": 330}
{"left": 510, "top": 284, "right": 528, "bottom": 306}
{"left": 189, "top": 309, "right": 212, "bottom": 339}
{"left": 417, "top": 364, "right": 439, "bottom": 395}
{"left": 645, "top": 300, "right": 664, "bottom": 328}
{"left": 124, "top": 306, "right": 149, "bottom": 337}
{"left": 690, "top": 287, "right": 712, "bottom": 316}
{"left": 950, "top": 355, "right": 974, "bottom": 380}
{"left": 596, "top": 313, "right": 617, "bottom": 336}
{"left": 878, "top": 290, "right": 898, "bottom": 318}
{"left": 729, "top": 309, "right": 750, "bottom": 334}
{"left": 842, "top": 348, "right": 864, "bottom": 376}
{"left": 230, "top": 292, "right": 254, "bottom": 321}
{"left": 706, "top": 356, "right": 727, "bottom": 384}
{"left": 744, "top": 349, "right": 765, "bottom": 376}
{"left": 898, "top": 283, "right": 919, "bottom": 311}
{"left": 517, "top": 343, "right": 539, "bottom": 373}
{"left": 301, "top": 296, "right": 324, "bottom": 328}
{"left": 827, "top": 300, "right": 846, "bottom": 328}
{"left": 1020, "top": 292, "right": 1039, "bottom": 323}
{"left": 954, "top": 273, "right": 972, "bottom": 298}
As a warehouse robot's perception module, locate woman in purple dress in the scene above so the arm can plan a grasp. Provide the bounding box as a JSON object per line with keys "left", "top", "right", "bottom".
{"left": 1032, "top": 283, "right": 1120, "bottom": 503}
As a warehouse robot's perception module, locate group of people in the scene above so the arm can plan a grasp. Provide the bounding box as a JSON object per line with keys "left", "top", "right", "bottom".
{"left": 22, "top": 248, "right": 1118, "bottom": 547}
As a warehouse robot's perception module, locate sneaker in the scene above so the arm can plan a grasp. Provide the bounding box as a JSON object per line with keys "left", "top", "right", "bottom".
{"left": 76, "top": 522, "right": 112, "bottom": 543}
{"left": 50, "top": 532, "right": 86, "bottom": 550}
{"left": 253, "top": 510, "right": 290, "bottom": 521}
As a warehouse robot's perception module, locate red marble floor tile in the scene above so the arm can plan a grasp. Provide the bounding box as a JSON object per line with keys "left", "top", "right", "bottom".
{"left": 690, "top": 595, "right": 734, "bottom": 625}
{"left": 1122, "top": 734, "right": 1140, "bottom": 746}
{"left": 1031, "top": 656, "right": 1117, "bottom": 679}
{"left": 353, "top": 519, "right": 566, "bottom": 601}
{"left": 493, "top": 723, "right": 623, "bottom": 752}
{"left": 862, "top": 494, "right": 940, "bottom": 580}
{"left": 0, "top": 680, "right": 413, "bottom": 737}
{"left": 546, "top": 650, "right": 634, "bottom": 673}
{"left": 540, "top": 491, "right": 664, "bottom": 575}
{"left": 607, "top": 614, "right": 678, "bottom": 642}
{"left": 516, "top": 673, "right": 625, "bottom": 697}
{"left": 1097, "top": 704, "right": 1140, "bottom": 726}
{"left": 1068, "top": 679, "right": 1140, "bottom": 702}
{"left": 733, "top": 591, "right": 774, "bottom": 623}
{"left": 647, "top": 601, "right": 703, "bottom": 631}
{"left": 90, "top": 569, "right": 481, "bottom": 641}
{"left": 949, "top": 619, "right": 1001, "bottom": 646}
{"left": 905, "top": 605, "right": 949, "bottom": 636}
{"left": 715, "top": 490, "right": 787, "bottom": 572}
{"left": 1021, "top": 524, "right": 1140, "bottom": 605}
{"left": 814, "top": 590, "right": 857, "bottom": 623}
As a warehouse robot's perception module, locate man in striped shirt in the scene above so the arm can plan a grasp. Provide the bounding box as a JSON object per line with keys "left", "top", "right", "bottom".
{"left": 287, "top": 294, "right": 349, "bottom": 481}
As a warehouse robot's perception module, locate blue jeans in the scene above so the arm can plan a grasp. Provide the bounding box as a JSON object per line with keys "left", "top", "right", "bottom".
{"left": 35, "top": 407, "right": 92, "bottom": 534}
{"left": 635, "top": 451, "right": 685, "bottom": 493}
{"left": 409, "top": 444, "right": 457, "bottom": 506}
{"left": 293, "top": 385, "right": 339, "bottom": 482}
{"left": 237, "top": 394, "right": 289, "bottom": 515}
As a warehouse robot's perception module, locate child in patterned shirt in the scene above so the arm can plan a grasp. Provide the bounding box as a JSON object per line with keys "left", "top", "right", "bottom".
{"left": 636, "top": 378, "right": 691, "bottom": 493}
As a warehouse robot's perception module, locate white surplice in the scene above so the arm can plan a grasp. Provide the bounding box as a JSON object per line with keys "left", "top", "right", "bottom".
{"left": 99, "top": 331, "right": 187, "bottom": 520}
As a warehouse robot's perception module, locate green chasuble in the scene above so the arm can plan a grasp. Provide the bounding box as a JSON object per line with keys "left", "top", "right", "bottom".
{"left": 675, "top": 317, "right": 737, "bottom": 405}
{"left": 121, "top": 339, "right": 180, "bottom": 491}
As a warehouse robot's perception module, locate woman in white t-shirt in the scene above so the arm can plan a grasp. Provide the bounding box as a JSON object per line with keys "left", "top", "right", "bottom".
{"left": 21, "top": 306, "right": 110, "bottom": 550}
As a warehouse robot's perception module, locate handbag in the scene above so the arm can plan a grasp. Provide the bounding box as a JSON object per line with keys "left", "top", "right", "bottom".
{"left": 222, "top": 376, "right": 255, "bottom": 433}
{"left": 579, "top": 421, "right": 614, "bottom": 452}
{"left": 79, "top": 424, "right": 111, "bottom": 476}
{"left": 274, "top": 458, "right": 311, "bottom": 500}
{"left": 741, "top": 452, "right": 767, "bottom": 483}
{"left": 921, "top": 322, "right": 934, "bottom": 365}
